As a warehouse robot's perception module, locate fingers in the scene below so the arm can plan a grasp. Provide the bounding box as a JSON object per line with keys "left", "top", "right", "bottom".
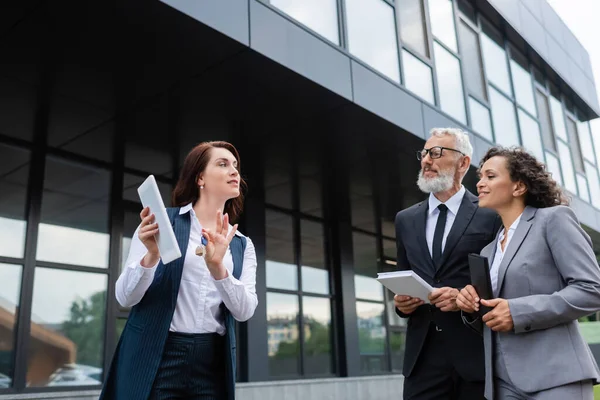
{"left": 222, "top": 213, "right": 230, "bottom": 236}
{"left": 464, "top": 285, "right": 479, "bottom": 302}
{"left": 456, "top": 295, "right": 476, "bottom": 313}
{"left": 480, "top": 298, "right": 501, "bottom": 307}
{"left": 140, "top": 206, "right": 150, "bottom": 220}
{"left": 226, "top": 223, "right": 238, "bottom": 243}
{"left": 216, "top": 209, "right": 223, "bottom": 235}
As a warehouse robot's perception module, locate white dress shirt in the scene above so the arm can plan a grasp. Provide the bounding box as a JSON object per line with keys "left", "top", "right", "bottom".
{"left": 426, "top": 186, "right": 466, "bottom": 257}
{"left": 115, "top": 203, "right": 258, "bottom": 335}
{"left": 490, "top": 213, "right": 522, "bottom": 296}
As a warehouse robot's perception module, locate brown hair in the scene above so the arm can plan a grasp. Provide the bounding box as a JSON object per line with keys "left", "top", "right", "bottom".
{"left": 479, "top": 146, "right": 569, "bottom": 208}
{"left": 172, "top": 141, "right": 247, "bottom": 222}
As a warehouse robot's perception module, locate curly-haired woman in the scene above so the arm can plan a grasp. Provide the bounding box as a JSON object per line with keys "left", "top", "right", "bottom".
{"left": 456, "top": 146, "right": 600, "bottom": 400}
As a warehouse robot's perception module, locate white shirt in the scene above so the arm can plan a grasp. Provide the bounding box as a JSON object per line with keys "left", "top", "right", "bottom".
{"left": 426, "top": 186, "right": 466, "bottom": 257}
{"left": 115, "top": 203, "right": 258, "bottom": 335}
{"left": 490, "top": 214, "right": 522, "bottom": 296}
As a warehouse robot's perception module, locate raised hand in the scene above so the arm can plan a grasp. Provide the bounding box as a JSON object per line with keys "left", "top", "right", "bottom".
{"left": 201, "top": 210, "right": 238, "bottom": 279}
{"left": 138, "top": 206, "right": 160, "bottom": 268}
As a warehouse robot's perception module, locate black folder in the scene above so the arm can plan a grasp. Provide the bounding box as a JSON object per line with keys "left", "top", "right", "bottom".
{"left": 468, "top": 253, "right": 494, "bottom": 316}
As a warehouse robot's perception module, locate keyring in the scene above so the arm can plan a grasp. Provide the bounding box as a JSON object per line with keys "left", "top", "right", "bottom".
{"left": 195, "top": 236, "right": 208, "bottom": 257}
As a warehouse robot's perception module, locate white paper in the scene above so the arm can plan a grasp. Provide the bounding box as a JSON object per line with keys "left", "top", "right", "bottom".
{"left": 376, "top": 270, "right": 434, "bottom": 304}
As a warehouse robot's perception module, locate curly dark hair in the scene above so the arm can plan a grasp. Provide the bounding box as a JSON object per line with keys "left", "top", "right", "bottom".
{"left": 479, "top": 146, "right": 569, "bottom": 208}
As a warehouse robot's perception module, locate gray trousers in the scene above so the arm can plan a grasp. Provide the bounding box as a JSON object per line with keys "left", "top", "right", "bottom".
{"left": 494, "top": 344, "right": 593, "bottom": 400}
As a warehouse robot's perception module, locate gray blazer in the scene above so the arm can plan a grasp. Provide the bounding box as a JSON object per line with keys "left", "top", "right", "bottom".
{"left": 477, "top": 205, "right": 600, "bottom": 399}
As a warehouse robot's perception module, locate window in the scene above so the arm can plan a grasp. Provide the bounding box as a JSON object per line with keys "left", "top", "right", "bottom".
{"left": 428, "top": 0, "right": 458, "bottom": 52}
{"left": 566, "top": 117, "right": 584, "bottom": 172}
{"left": 576, "top": 118, "right": 595, "bottom": 164}
{"left": 535, "top": 90, "right": 556, "bottom": 151}
{"left": 545, "top": 151, "right": 563, "bottom": 186}
{"left": 518, "top": 110, "right": 544, "bottom": 162}
{"left": 458, "top": 20, "right": 487, "bottom": 100}
{"left": 37, "top": 157, "right": 111, "bottom": 268}
{"left": 402, "top": 50, "right": 435, "bottom": 103}
{"left": 398, "top": 0, "right": 428, "bottom": 57}
{"left": 28, "top": 268, "right": 107, "bottom": 387}
{"left": 433, "top": 42, "right": 466, "bottom": 123}
{"left": 0, "top": 144, "right": 29, "bottom": 259}
{"left": 556, "top": 141, "right": 578, "bottom": 194}
{"left": 270, "top": 0, "right": 339, "bottom": 44}
{"left": 549, "top": 96, "right": 568, "bottom": 141}
{"left": 481, "top": 32, "right": 511, "bottom": 95}
{"left": 489, "top": 87, "right": 519, "bottom": 147}
{"left": 585, "top": 162, "right": 600, "bottom": 209}
{"left": 510, "top": 58, "right": 536, "bottom": 116}
{"left": 577, "top": 174, "right": 590, "bottom": 203}
{"left": 346, "top": 0, "right": 400, "bottom": 82}
{"left": 264, "top": 136, "right": 293, "bottom": 209}
{"left": 469, "top": 97, "right": 493, "bottom": 141}
{"left": 0, "top": 263, "right": 22, "bottom": 389}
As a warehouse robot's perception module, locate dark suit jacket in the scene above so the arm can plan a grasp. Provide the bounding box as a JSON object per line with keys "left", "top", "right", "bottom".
{"left": 100, "top": 208, "right": 246, "bottom": 400}
{"left": 395, "top": 189, "right": 500, "bottom": 381}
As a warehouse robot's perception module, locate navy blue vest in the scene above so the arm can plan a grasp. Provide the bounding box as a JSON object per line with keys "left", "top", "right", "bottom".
{"left": 100, "top": 207, "right": 246, "bottom": 400}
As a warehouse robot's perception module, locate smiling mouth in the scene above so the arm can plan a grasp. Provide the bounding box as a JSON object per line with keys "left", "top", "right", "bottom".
{"left": 228, "top": 180, "right": 239, "bottom": 186}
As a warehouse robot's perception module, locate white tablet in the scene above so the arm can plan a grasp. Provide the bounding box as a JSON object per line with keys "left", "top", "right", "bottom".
{"left": 137, "top": 175, "right": 182, "bottom": 264}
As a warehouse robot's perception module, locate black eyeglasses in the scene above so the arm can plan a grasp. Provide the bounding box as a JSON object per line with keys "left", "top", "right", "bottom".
{"left": 416, "top": 146, "right": 465, "bottom": 160}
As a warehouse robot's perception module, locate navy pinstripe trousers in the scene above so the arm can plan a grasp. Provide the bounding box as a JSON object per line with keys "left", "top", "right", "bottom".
{"left": 148, "top": 332, "right": 227, "bottom": 400}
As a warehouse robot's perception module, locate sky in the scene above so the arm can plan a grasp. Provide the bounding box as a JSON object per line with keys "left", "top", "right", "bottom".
{"left": 546, "top": 0, "right": 600, "bottom": 137}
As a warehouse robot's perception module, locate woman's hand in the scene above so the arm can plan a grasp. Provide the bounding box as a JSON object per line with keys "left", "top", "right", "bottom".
{"left": 481, "top": 298, "right": 514, "bottom": 332}
{"left": 456, "top": 284, "right": 480, "bottom": 313}
{"left": 138, "top": 207, "right": 160, "bottom": 268}
{"left": 202, "top": 210, "right": 238, "bottom": 280}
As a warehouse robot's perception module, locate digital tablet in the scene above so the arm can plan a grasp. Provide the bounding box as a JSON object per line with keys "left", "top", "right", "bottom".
{"left": 137, "top": 175, "right": 182, "bottom": 264}
{"left": 468, "top": 253, "right": 494, "bottom": 316}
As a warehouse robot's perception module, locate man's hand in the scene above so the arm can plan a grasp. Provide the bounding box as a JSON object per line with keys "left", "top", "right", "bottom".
{"left": 456, "top": 284, "right": 480, "bottom": 313}
{"left": 394, "top": 294, "right": 424, "bottom": 315}
{"left": 428, "top": 287, "right": 460, "bottom": 312}
{"left": 481, "top": 298, "right": 514, "bottom": 332}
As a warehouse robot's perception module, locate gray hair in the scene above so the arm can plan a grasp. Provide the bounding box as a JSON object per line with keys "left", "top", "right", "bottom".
{"left": 429, "top": 128, "right": 473, "bottom": 160}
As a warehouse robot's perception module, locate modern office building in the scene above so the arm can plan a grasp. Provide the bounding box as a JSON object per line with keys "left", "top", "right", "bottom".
{"left": 1, "top": 0, "right": 600, "bottom": 398}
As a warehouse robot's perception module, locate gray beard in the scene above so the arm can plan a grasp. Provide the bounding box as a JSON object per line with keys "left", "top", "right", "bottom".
{"left": 417, "top": 168, "right": 455, "bottom": 194}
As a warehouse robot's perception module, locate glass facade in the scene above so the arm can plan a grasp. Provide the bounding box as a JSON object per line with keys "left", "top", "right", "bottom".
{"left": 1, "top": 0, "right": 600, "bottom": 397}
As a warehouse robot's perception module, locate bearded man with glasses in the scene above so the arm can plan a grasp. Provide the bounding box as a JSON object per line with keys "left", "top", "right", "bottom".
{"left": 394, "top": 128, "right": 501, "bottom": 400}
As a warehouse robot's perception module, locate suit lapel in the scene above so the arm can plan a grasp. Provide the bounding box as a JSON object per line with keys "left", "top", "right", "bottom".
{"left": 495, "top": 206, "right": 537, "bottom": 296}
{"left": 437, "top": 191, "right": 478, "bottom": 272}
{"left": 413, "top": 201, "right": 435, "bottom": 276}
{"left": 170, "top": 209, "right": 191, "bottom": 309}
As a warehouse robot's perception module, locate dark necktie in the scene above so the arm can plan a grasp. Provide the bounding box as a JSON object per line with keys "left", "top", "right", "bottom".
{"left": 432, "top": 204, "right": 448, "bottom": 268}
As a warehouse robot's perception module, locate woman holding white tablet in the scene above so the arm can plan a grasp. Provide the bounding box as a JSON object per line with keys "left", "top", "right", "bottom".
{"left": 101, "top": 141, "right": 258, "bottom": 400}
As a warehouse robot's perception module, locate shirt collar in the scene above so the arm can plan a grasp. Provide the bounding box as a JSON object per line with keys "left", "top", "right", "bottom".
{"left": 179, "top": 203, "right": 194, "bottom": 215}
{"left": 499, "top": 213, "right": 523, "bottom": 240}
{"left": 428, "top": 186, "right": 466, "bottom": 216}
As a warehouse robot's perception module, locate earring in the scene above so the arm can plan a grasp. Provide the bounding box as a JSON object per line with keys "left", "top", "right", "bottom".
{"left": 200, "top": 185, "right": 204, "bottom": 189}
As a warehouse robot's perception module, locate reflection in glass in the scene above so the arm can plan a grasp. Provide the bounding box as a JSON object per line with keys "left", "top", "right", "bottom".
{"left": 267, "top": 292, "right": 300, "bottom": 376}
{"left": 577, "top": 120, "right": 595, "bottom": 164}
{"left": 489, "top": 88, "right": 520, "bottom": 147}
{"left": 383, "top": 239, "right": 396, "bottom": 261}
{"left": 266, "top": 211, "right": 297, "bottom": 290}
{"left": 390, "top": 330, "right": 406, "bottom": 372}
{"left": 302, "top": 297, "right": 333, "bottom": 375}
{"left": 577, "top": 174, "right": 590, "bottom": 203}
{"left": 271, "top": 0, "right": 339, "bottom": 44}
{"left": 356, "top": 301, "right": 387, "bottom": 373}
{"left": 458, "top": 21, "right": 487, "bottom": 100}
{"left": 557, "top": 141, "right": 578, "bottom": 194}
{"left": 298, "top": 145, "right": 323, "bottom": 217}
{"left": 123, "top": 174, "right": 172, "bottom": 206}
{"left": 350, "top": 165, "right": 376, "bottom": 233}
{"left": 399, "top": 0, "right": 429, "bottom": 57}
{"left": 402, "top": 50, "right": 435, "bottom": 103}
{"left": 536, "top": 90, "right": 556, "bottom": 151}
{"left": 566, "top": 118, "right": 584, "bottom": 172}
{"left": 301, "top": 220, "right": 328, "bottom": 294}
{"left": 37, "top": 157, "right": 110, "bottom": 268}
{"left": 510, "top": 60, "right": 536, "bottom": 116}
{"left": 549, "top": 96, "right": 568, "bottom": 141}
{"left": 429, "top": 0, "right": 458, "bottom": 52}
{"left": 433, "top": 42, "right": 466, "bottom": 123}
{"left": 518, "top": 109, "right": 544, "bottom": 162}
{"left": 585, "top": 162, "right": 600, "bottom": 209}
{"left": 346, "top": 0, "right": 400, "bottom": 82}
{"left": 0, "top": 263, "right": 22, "bottom": 388}
{"left": 29, "top": 268, "right": 107, "bottom": 387}
{"left": 355, "top": 275, "right": 384, "bottom": 301}
{"left": 469, "top": 97, "right": 493, "bottom": 141}
{"left": 116, "top": 318, "right": 127, "bottom": 342}
{"left": 481, "top": 34, "right": 512, "bottom": 95}
{"left": 0, "top": 144, "right": 29, "bottom": 259}
{"left": 545, "top": 152, "right": 563, "bottom": 186}
{"left": 353, "top": 232, "right": 383, "bottom": 300}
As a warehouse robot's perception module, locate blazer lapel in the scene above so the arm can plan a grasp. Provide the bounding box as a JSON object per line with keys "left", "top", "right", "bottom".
{"left": 437, "top": 191, "right": 478, "bottom": 271}
{"left": 413, "top": 201, "right": 435, "bottom": 275}
{"left": 495, "top": 206, "right": 537, "bottom": 296}
{"left": 170, "top": 209, "right": 191, "bottom": 309}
